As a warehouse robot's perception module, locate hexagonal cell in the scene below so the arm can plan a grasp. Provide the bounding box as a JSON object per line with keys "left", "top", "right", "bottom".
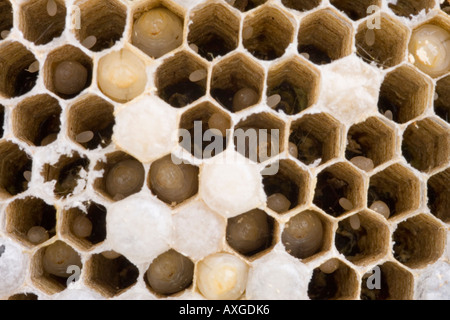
{"left": 0, "top": 0, "right": 13, "bottom": 39}
{"left": 434, "top": 75, "right": 449, "bottom": 123}
{"left": 297, "top": 9, "right": 353, "bottom": 65}
{"left": 148, "top": 154, "right": 199, "bottom": 206}
{"left": 402, "top": 118, "right": 449, "bottom": 173}
{"left": 308, "top": 259, "right": 359, "bottom": 300}
{"left": 368, "top": 164, "right": 420, "bottom": 220}
{"left": 226, "top": 209, "right": 276, "bottom": 257}
{"left": 8, "top": 293, "right": 38, "bottom": 300}
{"left": 228, "top": 0, "right": 268, "bottom": 12}
{"left": 0, "top": 141, "right": 32, "bottom": 198}
{"left": 211, "top": 53, "right": 264, "bottom": 112}
{"left": 144, "top": 249, "right": 194, "bottom": 297}
{"left": 281, "top": 210, "right": 333, "bottom": 261}
{"left": 289, "top": 113, "right": 341, "bottom": 166}
{"left": 267, "top": 56, "right": 320, "bottom": 115}
{"left": 67, "top": 95, "right": 115, "bottom": 150}
{"left": 263, "top": 160, "right": 309, "bottom": 214}
{"left": 131, "top": 4, "right": 184, "bottom": 59}
{"left": 31, "top": 241, "right": 82, "bottom": 295}
{"left": 234, "top": 112, "right": 285, "bottom": 163}
{"left": 93, "top": 151, "right": 145, "bottom": 201}
{"left": 188, "top": 3, "right": 239, "bottom": 61}
{"left": 378, "top": 65, "right": 433, "bottom": 123}
{"left": 0, "top": 41, "right": 39, "bottom": 98}
{"left": 5, "top": 197, "right": 56, "bottom": 247}
{"left": 336, "top": 211, "right": 390, "bottom": 265}
{"left": 60, "top": 202, "right": 107, "bottom": 250}
{"left": 19, "top": 0, "right": 66, "bottom": 45}
{"left": 242, "top": 5, "right": 294, "bottom": 61}
{"left": 346, "top": 117, "right": 395, "bottom": 171}
{"left": 393, "top": 214, "right": 446, "bottom": 269}
{"left": 179, "top": 101, "right": 231, "bottom": 159}
{"left": 42, "top": 152, "right": 90, "bottom": 198}
{"left": 360, "top": 262, "right": 414, "bottom": 300}
{"left": 389, "top": 0, "right": 435, "bottom": 18}
{"left": 313, "top": 162, "right": 364, "bottom": 217}
{"left": 85, "top": 253, "right": 139, "bottom": 298}
{"left": 155, "top": 51, "right": 208, "bottom": 108}
{"left": 428, "top": 169, "right": 449, "bottom": 223}
{"left": 74, "top": 0, "right": 126, "bottom": 52}
{"left": 12, "top": 94, "right": 61, "bottom": 147}
{"left": 281, "top": 0, "right": 320, "bottom": 12}
{"left": 330, "top": 0, "right": 381, "bottom": 20}
{"left": 355, "top": 13, "right": 408, "bottom": 68}
{"left": 44, "top": 45, "right": 93, "bottom": 99}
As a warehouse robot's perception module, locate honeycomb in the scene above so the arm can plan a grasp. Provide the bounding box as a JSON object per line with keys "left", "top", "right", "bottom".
{"left": 0, "top": 0, "right": 449, "bottom": 300}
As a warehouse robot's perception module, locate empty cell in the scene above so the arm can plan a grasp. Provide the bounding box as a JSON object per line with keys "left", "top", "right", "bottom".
{"left": 13, "top": 94, "right": 61, "bottom": 147}
{"left": 5, "top": 197, "right": 56, "bottom": 247}
{"left": 402, "top": 118, "right": 450, "bottom": 173}
{"left": 335, "top": 211, "right": 389, "bottom": 265}
{"left": 67, "top": 95, "right": 115, "bottom": 150}
{"left": 42, "top": 152, "right": 90, "bottom": 198}
{"left": 86, "top": 253, "right": 139, "bottom": 298}
{"left": 188, "top": 3, "right": 239, "bottom": 61}
{"left": 0, "top": 41, "right": 39, "bottom": 98}
{"left": 428, "top": 169, "right": 449, "bottom": 224}
{"left": 243, "top": 5, "right": 294, "bottom": 61}
{"left": 281, "top": 0, "right": 320, "bottom": 12}
{"left": 0, "top": 0, "right": 13, "bottom": 38}
{"left": 356, "top": 14, "right": 408, "bottom": 69}
{"left": 75, "top": 0, "right": 126, "bottom": 52}
{"left": 44, "top": 45, "right": 93, "bottom": 99}
{"left": 19, "top": 0, "right": 66, "bottom": 45}
{"left": 389, "top": 0, "right": 435, "bottom": 18}
{"left": 0, "top": 141, "right": 32, "bottom": 198}
{"left": 330, "top": 0, "right": 380, "bottom": 21}
{"left": 267, "top": 56, "right": 320, "bottom": 115}
{"left": 435, "top": 76, "right": 450, "bottom": 123}
{"left": 313, "top": 163, "right": 363, "bottom": 217}
{"left": 378, "top": 65, "right": 432, "bottom": 124}
{"left": 308, "top": 260, "right": 358, "bottom": 300}
{"left": 346, "top": 117, "right": 395, "bottom": 170}
{"left": 360, "top": 262, "right": 414, "bottom": 300}
{"left": 297, "top": 9, "right": 353, "bottom": 65}
{"left": 156, "top": 51, "right": 208, "bottom": 108}
{"left": 393, "top": 214, "right": 446, "bottom": 269}
{"left": 227, "top": 0, "right": 267, "bottom": 12}
{"left": 289, "top": 113, "right": 341, "bottom": 166}
{"left": 211, "top": 53, "right": 264, "bottom": 112}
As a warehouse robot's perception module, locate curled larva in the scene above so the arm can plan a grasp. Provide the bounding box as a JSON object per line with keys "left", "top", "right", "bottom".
{"left": 197, "top": 253, "right": 248, "bottom": 300}
{"left": 132, "top": 8, "right": 183, "bottom": 59}
{"left": 53, "top": 61, "right": 88, "bottom": 96}
{"left": 282, "top": 211, "right": 323, "bottom": 259}
{"left": 146, "top": 250, "right": 194, "bottom": 295}
{"left": 43, "top": 241, "right": 82, "bottom": 278}
{"left": 27, "top": 226, "right": 49, "bottom": 244}
{"left": 149, "top": 157, "right": 198, "bottom": 204}
{"left": 106, "top": 159, "right": 145, "bottom": 199}
{"left": 71, "top": 215, "right": 92, "bottom": 238}
{"left": 267, "top": 193, "right": 291, "bottom": 213}
{"left": 232, "top": 88, "right": 259, "bottom": 112}
{"left": 226, "top": 209, "right": 270, "bottom": 255}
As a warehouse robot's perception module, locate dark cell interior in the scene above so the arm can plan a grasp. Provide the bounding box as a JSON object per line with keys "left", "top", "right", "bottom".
{"left": 298, "top": 44, "right": 332, "bottom": 65}
{"left": 289, "top": 129, "right": 322, "bottom": 165}
{"left": 308, "top": 269, "right": 339, "bottom": 300}
{"left": 263, "top": 174, "right": 299, "bottom": 210}
{"left": 335, "top": 220, "right": 367, "bottom": 258}
{"left": 360, "top": 269, "right": 389, "bottom": 300}
{"left": 367, "top": 186, "right": 397, "bottom": 217}
{"left": 268, "top": 81, "right": 308, "bottom": 115}
{"left": 160, "top": 80, "right": 205, "bottom": 108}
{"left": 313, "top": 172, "right": 349, "bottom": 217}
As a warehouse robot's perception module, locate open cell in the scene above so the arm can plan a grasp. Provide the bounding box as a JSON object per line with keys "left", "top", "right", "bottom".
{"left": 242, "top": 5, "right": 294, "bottom": 61}
{"left": 67, "top": 95, "right": 115, "bottom": 150}
{"left": 13, "top": 94, "right": 61, "bottom": 147}
{"left": 19, "top": 0, "right": 66, "bottom": 45}
{"left": 211, "top": 53, "right": 264, "bottom": 112}
{"left": 267, "top": 56, "right": 320, "bottom": 115}
{"left": 0, "top": 0, "right": 13, "bottom": 39}
{"left": 427, "top": 169, "right": 449, "bottom": 224}
{"left": 356, "top": 13, "right": 409, "bottom": 69}
{"left": 188, "top": 3, "right": 239, "bottom": 61}
{"left": 0, "top": 141, "right": 32, "bottom": 198}
{"left": 389, "top": 0, "right": 435, "bottom": 18}
{"left": 393, "top": 214, "right": 446, "bottom": 269}
{"left": 378, "top": 66, "right": 432, "bottom": 124}
{"left": 297, "top": 9, "right": 353, "bottom": 65}
{"left": 330, "top": 0, "right": 381, "bottom": 21}
{"left": 5, "top": 197, "right": 56, "bottom": 247}
{"left": 0, "top": 41, "right": 39, "bottom": 98}
{"left": 8, "top": 293, "right": 38, "bottom": 300}
{"left": 435, "top": 75, "right": 450, "bottom": 123}
{"left": 402, "top": 118, "right": 449, "bottom": 173}
{"left": 74, "top": 0, "right": 126, "bottom": 52}
{"left": 281, "top": 0, "right": 321, "bottom": 12}
{"left": 155, "top": 51, "right": 208, "bottom": 108}
{"left": 227, "top": 0, "right": 268, "bottom": 12}
{"left": 289, "top": 113, "right": 341, "bottom": 166}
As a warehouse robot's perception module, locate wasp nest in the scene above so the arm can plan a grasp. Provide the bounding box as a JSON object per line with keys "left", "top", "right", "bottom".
{"left": 0, "top": 0, "right": 449, "bottom": 300}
